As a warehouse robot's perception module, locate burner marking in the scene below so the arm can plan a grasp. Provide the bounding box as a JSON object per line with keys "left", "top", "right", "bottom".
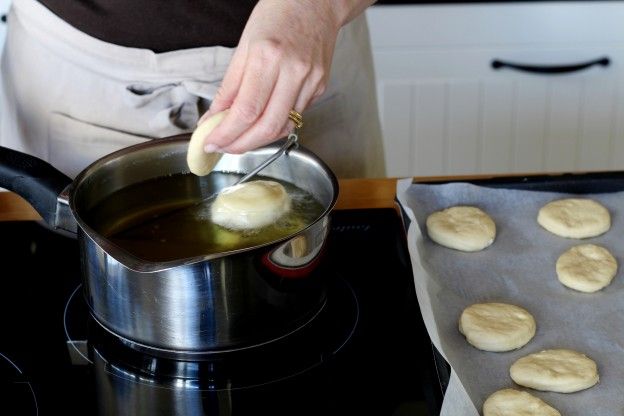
{"left": 63, "top": 284, "right": 93, "bottom": 365}
{"left": 332, "top": 278, "right": 359, "bottom": 355}
{"left": 0, "top": 351, "right": 39, "bottom": 416}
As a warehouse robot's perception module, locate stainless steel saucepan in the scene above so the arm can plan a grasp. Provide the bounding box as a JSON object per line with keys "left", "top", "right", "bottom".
{"left": 0, "top": 135, "right": 338, "bottom": 355}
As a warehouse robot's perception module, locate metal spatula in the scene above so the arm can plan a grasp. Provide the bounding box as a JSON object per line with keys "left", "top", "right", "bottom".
{"left": 226, "top": 132, "right": 299, "bottom": 190}
{"left": 119, "top": 133, "right": 299, "bottom": 235}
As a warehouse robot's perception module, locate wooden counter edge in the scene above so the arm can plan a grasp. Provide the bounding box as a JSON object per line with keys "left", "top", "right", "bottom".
{"left": 0, "top": 179, "right": 402, "bottom": 221}
{"left": 0, "top": 192, "right": 43, "bottom": 221}
{"left": 333, "top": 174, "right": 531, "bottom": 210}
{"left": 0, "top": 179, "right": 400, "bottom": 221}
{"left": 0, "top": 172, "right": 576, "bottom": 221}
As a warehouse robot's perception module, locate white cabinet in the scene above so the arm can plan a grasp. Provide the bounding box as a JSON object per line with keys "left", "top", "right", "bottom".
{"left": 0, "top": 0, "right": 10, "bottom": 56}
{"left": 367, "top": 2, "right": 624, "bottom": 177}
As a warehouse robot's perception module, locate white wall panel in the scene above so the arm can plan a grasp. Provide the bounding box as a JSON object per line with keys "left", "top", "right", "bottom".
{"left": 447, "top": 81, "right": 480, "bottom": 174}
{"left": 481, "top": 81, "right": 514, "bottom": 173}
{"left": 0, "top": 0, "right": 10, "bottom": 56}
{"left": 413, "top": 82, "right": 447, "bottom": 176}
{"left": 381, "top": 82, "right": 412, "bottom": 177}
{"left": 513, "top": 80, "right": 548, "bottom": 173}
{"left": 611, "top": 82, "right": 624, "bottom": 169}
{"left": 544, "top": 81, "right": 583, "bottom": 172}
{"left": 578, "top": 78, "right": 615, "bottom": 171}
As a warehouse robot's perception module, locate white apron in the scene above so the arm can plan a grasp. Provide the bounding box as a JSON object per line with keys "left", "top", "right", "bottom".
{"left": 0, "top": 0, "right": 385, "bottom": 178}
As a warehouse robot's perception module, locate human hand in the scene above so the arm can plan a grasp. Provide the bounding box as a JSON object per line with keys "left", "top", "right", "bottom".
{"left": 198, "top": 0, "right": 343, "bottom": 154}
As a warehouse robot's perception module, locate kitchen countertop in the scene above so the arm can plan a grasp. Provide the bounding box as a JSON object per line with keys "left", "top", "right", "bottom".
{"left": 0, "top": 174, "right": 539, "bottom": 221}
{"left": 0, "top": 178, "right": 401, "bottom": 221}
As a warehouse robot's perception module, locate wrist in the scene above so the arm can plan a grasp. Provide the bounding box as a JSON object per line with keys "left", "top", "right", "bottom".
{"left": 331, "top": 0, "right": 376, "bottom": 27}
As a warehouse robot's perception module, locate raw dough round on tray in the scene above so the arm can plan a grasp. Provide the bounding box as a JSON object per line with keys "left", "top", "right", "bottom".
{"left": 187, "top": 110, "right": 228, "bottom": 176}
{"left": 510, "top": 349, "right": 599, "bottom": 393}
{"left": 483, "top": 388, "right": 561, "bottom": 416}
{"left": 426, "top": 206, "right": 496, "bottom": 252}
{"left": 459, "top": 303, "right": 536, "bottom": 352}
{"left": 556, "top": 244, "right": 617, "bottom": 293}
{"left": 537, "top": 198, "right": 610, "bottom": 239}
{"left": 211, "top": 180, "right": 292, "bottom": 230}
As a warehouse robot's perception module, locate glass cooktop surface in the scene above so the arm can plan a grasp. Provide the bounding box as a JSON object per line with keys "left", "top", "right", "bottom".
{"left": 0, "top": 208, "right": 442, "bottom": 415}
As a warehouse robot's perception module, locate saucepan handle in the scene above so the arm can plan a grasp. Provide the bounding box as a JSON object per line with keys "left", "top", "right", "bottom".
{"left": 0, "top": 146, "right": 74, "bottom": 230}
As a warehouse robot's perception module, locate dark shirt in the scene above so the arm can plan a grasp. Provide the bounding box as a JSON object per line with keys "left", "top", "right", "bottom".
{"left": 39, "top": 0, "right": 258, "bottom": 52}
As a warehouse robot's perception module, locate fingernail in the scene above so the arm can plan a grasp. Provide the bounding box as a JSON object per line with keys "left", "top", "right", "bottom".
{"left": 204, "top": 144, "right": 223, "bottom": 153}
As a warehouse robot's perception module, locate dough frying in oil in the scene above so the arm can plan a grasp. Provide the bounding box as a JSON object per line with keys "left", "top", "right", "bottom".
{"left": 426, "top": 206, "right": 496, "bottom": 252}
{"left": 187, "top": 110, "right": 228, "bottom": 176}
{"left": 211, "top": 180, "right": 292, "bottom": 230}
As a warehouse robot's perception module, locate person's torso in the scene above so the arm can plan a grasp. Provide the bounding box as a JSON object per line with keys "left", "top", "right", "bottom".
{"left": 38, "top": 0, "right": 258, "bottom": 52}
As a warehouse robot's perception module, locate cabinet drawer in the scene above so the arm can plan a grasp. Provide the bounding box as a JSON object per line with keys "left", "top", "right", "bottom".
{"left": 367, "top": 3, "right": 624, "bottom": 177}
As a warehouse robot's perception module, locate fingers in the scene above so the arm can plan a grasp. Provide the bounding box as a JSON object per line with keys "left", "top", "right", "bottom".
{"left": 198, "top": 48, "right": 246, "bottom": 126}
{"left": 202, "top": 56, "right": 327, "bottom": 154}
{"left": 202, "top": 42, "right": 281, "bottom": 152}
{"left": 293, "top": 66, "right": 327, "bottom": 117}
{"left": 222, "top": 65, "right": 307, "bottom": 153}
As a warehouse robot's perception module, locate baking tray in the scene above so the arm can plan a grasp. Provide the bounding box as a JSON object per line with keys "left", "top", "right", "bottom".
{"left": 397, "top": 171, "right": 624, "bottom": 404}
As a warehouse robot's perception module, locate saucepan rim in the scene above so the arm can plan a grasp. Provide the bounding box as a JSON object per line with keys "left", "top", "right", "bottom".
{"left": 67, "top": 135, "right": 339, "bottom": 273}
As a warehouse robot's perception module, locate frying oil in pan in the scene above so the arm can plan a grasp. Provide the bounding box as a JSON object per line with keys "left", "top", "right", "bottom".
{"left": 84, "top": 172, "right": 325, "bottom": 262}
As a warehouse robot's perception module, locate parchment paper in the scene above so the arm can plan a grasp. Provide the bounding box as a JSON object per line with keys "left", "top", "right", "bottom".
{"left": 396, "top": 178, "right": 624, "bottom": 416}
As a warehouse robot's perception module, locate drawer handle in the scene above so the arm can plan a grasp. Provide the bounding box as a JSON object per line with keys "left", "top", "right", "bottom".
{"left": 491, "top": 56, "right": 610, "bottom": 74}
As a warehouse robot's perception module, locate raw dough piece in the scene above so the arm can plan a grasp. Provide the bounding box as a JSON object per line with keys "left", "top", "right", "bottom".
{"left": 510, "top": 349, "right": 599, "bottom": 393}
{"left": 187, "top": 110, "right": 228, "bottom": 176}
{"left": 211, "top": 180, "right": 291, "bottom": 230}
{"left": 537, "top": 198, "right": 610, "bottom": 239}
{"left": 426, "top": 206, "right": 496, "bottom": 252}
{"left": 483, "top": 388, "right": 561, "bottom": 416}
{"left": 556, "top": 244, "right": 617, "bottom": 293}
{"left": 459, "top": 303, "right": 536, "bottom": 352}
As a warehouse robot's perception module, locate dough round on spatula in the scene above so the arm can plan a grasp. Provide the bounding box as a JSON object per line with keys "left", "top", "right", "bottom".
{"left": 187, "top": 110, "right": 228, "bottom": 176}
{"left": 211, "top": 180, "right": 292, "bottom": 230}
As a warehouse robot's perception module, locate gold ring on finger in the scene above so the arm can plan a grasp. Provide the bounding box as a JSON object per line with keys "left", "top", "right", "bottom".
{"left": 288, "top": 110, "right": 304, "bottom": 129}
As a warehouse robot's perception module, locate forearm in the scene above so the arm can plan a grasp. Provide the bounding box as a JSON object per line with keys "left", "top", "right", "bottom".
{"left": 273, "top": 0, "right": 376, "bottom": 30}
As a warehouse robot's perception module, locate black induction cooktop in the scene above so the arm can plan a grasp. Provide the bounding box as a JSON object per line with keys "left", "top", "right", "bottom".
{"left": 0, "top": 208, "right": 443, "bottom": 415}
